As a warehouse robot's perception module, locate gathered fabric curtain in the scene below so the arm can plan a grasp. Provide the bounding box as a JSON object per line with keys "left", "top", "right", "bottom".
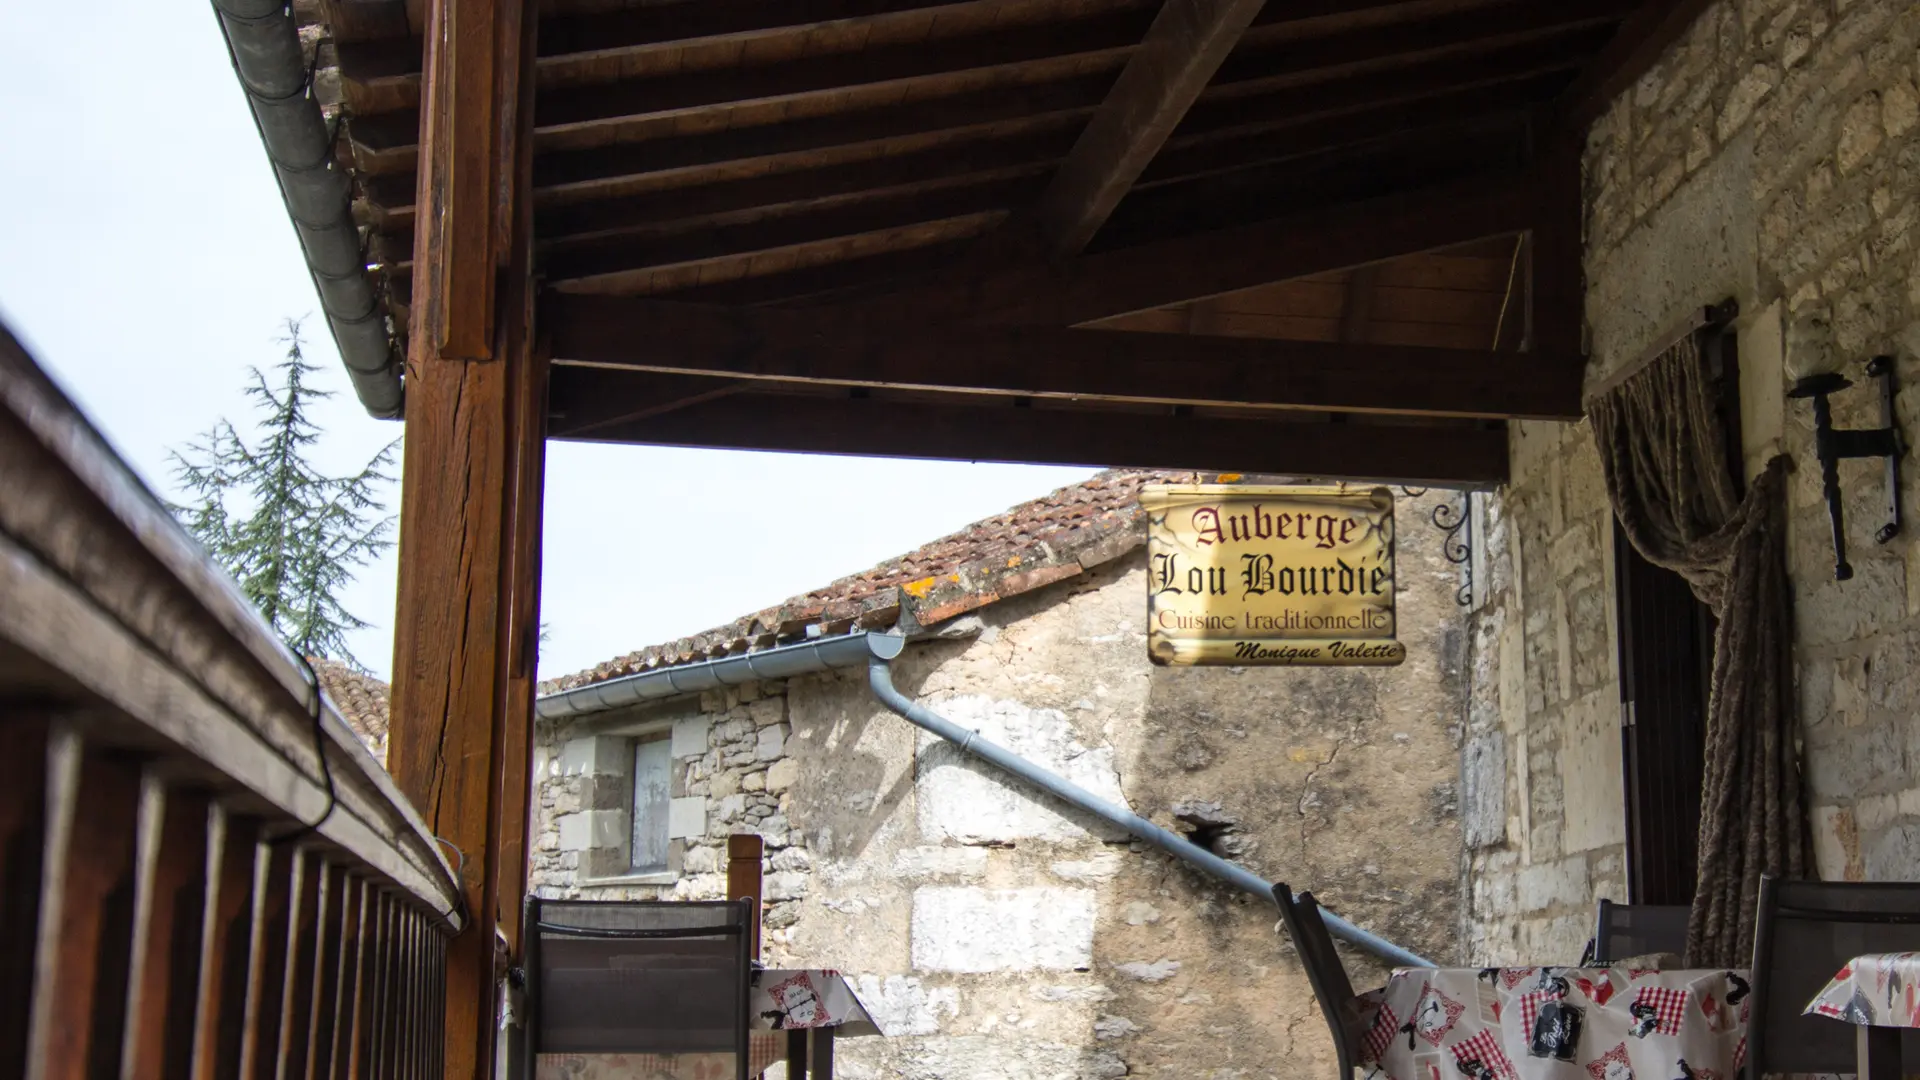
{"left": 1588, "top": 332, "right": 1807, "bottom": 968}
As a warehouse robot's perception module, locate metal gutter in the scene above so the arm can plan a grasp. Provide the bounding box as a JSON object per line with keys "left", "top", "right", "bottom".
{"left": 210, "top": 0, "right": 404, "bottom": 418}
{"left": 533, "top": 631, "right": 1433, "bottom": 967}
{"left": 535, "top": 633, "right": 903, "bottom": 721}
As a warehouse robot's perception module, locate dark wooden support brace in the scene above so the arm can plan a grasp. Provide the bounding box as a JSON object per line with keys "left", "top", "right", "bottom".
{"left": 1034, "top": 0, "right": 1266, "bottom": 254}
{"left": 391, "top": 1, "right": 544, "bottom": 1078}
{"left": 1529, "top": 144, "right": 1585, "bottom": 364}
{"left": 546, "top": 296, "right": 1586, "bottom": 422}
{"left": 547, "top": 379, "right": 1512, "bottom": 488}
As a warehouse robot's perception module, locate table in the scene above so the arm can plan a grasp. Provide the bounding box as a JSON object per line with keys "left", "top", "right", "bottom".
{"left": 1361, "top": 966, "right": 1752, "bottom": 1080}
{"left": 1805, "top": 952, "right": 1920, "bottom": 1079}
{"left": 752, "top": 969, "right": 881, "bottom": 1079}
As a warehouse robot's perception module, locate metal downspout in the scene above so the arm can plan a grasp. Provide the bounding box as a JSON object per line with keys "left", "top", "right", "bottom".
{"left": 864, "top": 655, "right": 1434, "bottom": 969}
{"left": 210, "top": 0, "right": 404, "bottom": 418}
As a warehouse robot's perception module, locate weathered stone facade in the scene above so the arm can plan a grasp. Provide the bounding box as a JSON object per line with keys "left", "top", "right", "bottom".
{"left": 1462, "top": 0, "right": 1920, "bottom": 959}
{"left": 532, "top": 489, "right": 1468, "bottom": 1079}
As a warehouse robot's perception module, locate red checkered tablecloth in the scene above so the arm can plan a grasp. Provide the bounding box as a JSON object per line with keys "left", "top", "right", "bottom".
{"left": 1805, "top": 952, "right": 1920, "bottom": 1027}
{"left": 1362, "top": 967, "right": 1751, "bottom": 1080}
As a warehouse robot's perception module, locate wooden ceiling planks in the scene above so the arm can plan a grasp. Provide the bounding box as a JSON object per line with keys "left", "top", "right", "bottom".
{"left": 290, "top": 0, "right": 1652, "bottom": 476}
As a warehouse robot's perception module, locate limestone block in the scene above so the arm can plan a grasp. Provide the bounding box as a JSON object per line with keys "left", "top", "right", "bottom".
{"left": 717, "top": 793, "right": 748, "bottom": 823}
{"left": 1560, "top": 689, "right": 1628, "bottom": 853}
{"left": 749, "top": 698, "right": 785, "bottom": 727}
{"left": 756, "top": 724, "right": 787, "bottom": 761}
{"left": 1049, "top": 852, "right": 1123, "bottom": 882}
{"left": 709, "top": 769, "right": 740, "bottom": 799}
{"left": 891, "top": 847, "right": 988, "bottom": 879}
{"left": 915, "top": 696, "right": 1127, "bottom": 844}
{"left": 671, "top": 716, "right": 712, "bottom": 759}
{"left": 1515, "top": 857, "right": 1591, "bottom": 913}
{"left": 1093, "top": 1016, "right": 1138, "bottom": 1041}
{"left": 883, "top": 1036, "right": 1126, "bottom": 1080}
{"left": 559, "top": 735, "right": 630, "bottom": 779}
{"left": 765, "top": 758, "right": 800, "bottom": 792}
{"left": 557, "top": 809, "right": 628, "bottom": 852}
{"left": 847, "top": 974, "right": 960, "bottom": 1037}
{"left": 910, "top": 886, "right": 1095, "bottom": 972}
{"left": 683, "top": 844, "right": 719, "bottom": 875}
{"left": 742, "top": 771, "right": 766, "bottom": 792}
{"left": 771, "top": 847, "right": 812, "bottom": 873}
{"left": 1113, "top": 960, "right": 1180, "bottom": 983}
{"left": 1461, "top": 730, "right": 1508, "bottom": 850}
{"left": 669, "top": 796, "right": 707, "bottom": 841}
{"left": 765, "top": 871, "right": 810, "bottom": 902}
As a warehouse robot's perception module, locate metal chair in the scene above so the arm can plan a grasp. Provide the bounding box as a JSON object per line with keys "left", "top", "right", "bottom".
{"left": 525, "top": 897, "right": 755, "bottom": 1080}
{"left": 1274, "top": 883, "right": 1366, "bottom": 1078}
{"left": 1583, "top": 898, "right": 1691, "bottom": 964}
{"left": 1747, "top": 875, "right": 1920, "bottom": 1077}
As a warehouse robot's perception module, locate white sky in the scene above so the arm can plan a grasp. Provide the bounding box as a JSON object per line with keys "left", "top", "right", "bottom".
{"left": 0, "top": 4, "right": 1095, "bottom": 681}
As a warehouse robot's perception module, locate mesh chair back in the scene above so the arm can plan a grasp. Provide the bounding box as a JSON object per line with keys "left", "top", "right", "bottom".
{"left": 527, "top": 898, "right": 752, "bottom": 1077}
{"left": 1275, "top": 883, "right": 1362, "bottom": 1078}
{"left": 1749, "top": 875, "right": 1920, "bottom": 1076}
{"left": 1592, "top": 899, "right": 1690, "bottom": 964}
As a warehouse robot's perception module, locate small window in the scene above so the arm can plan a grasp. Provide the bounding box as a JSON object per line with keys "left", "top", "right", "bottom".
{"left": 630, "top": 737, "right": 672, "bottom": 873}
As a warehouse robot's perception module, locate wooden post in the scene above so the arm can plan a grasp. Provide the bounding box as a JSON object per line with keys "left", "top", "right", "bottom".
{"left": 727, "top": 834, "right": 764, "bottom": 962}
{"left": 1529, "top": 138, "right": 1585, "bottom": 364}
{"left": 388, "top": 0, "right": 542, "bottom": 1077}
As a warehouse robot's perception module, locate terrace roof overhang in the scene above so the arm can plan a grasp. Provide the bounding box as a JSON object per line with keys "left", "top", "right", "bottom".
{"left": 248, "top": 0, "right": 1715, "bottom": 488}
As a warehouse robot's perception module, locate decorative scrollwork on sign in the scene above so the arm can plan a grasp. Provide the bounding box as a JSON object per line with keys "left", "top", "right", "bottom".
{"left": 1429, "top": 492, "right": 1474, "bottom": 607}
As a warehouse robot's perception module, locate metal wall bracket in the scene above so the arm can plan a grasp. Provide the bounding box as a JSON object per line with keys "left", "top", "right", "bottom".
{"left": 1789, "top": 356, "right": 1904, "bottom": 581}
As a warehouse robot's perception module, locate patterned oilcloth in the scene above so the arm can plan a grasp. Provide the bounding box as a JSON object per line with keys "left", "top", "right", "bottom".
{"left": 1362, "top": 966, "right": 1754, "bottom": 1080}
{"left": 1805, "top": 952, "right": 1920, "bottom": 1027}
{"left": 751, "top": 969, "right": 883, "bottom": 1037}
{"left": 534, "top": 1033, "right": 783, "bottom": 1079}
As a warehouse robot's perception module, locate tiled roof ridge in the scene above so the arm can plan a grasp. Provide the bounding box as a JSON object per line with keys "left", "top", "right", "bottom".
{"left": 539, "top": 468, "right": 1203, "bottom": 695}
{"left": 310, "top": 656, "right": 391, "bottom": 764}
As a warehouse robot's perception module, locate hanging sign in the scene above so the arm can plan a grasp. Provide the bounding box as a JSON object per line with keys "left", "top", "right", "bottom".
{"left": 1140, "top": 484, "right": 1403, "bottom": 666}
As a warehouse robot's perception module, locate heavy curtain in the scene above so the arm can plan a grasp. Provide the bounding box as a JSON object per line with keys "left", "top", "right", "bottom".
{"left": 1588, "top": 332, "right": 1807, "bottom": 968}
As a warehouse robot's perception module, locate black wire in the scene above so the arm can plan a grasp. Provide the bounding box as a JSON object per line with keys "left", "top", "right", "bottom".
{"left": 434, "top": 835, "right": 473, "bottom": 927}
{"left": 271, "top": 651, "right": 339, "bottom": 845}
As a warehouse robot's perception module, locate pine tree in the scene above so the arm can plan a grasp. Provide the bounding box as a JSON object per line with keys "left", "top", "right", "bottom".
{"left": 171, "top": 318, "right": 398, "bottom": 669}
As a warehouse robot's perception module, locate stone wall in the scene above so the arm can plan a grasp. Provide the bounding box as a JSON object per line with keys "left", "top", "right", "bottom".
{"left": 1461, "top": 0, "right": 1920, "bottom": 958}
{"left": 531, "top": 490, "right": 1468, "bottom": 1079}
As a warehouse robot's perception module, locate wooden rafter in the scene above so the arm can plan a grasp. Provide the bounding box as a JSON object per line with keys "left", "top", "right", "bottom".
{"left": 835, "top": 170, "right": 1540, "bottom": 328}
{"left": 545, "top": 295, "right": 1585, "bottom": 421}
{"left": 1034, "top": 0, "right": 1267, "bottom": 255}
{"left": 546, "top": 376, "right": 1512, "bottom": 487}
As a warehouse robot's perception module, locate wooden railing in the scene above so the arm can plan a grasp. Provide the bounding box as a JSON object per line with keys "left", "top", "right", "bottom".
{"left": 0, "top": 321, "right": 465, "bottom": 1080}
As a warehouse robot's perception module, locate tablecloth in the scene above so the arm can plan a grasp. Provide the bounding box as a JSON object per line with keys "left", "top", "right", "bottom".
{"left": 1362, "top": 966, "right": 1753, "bottom": 1080}
{"left": 750, "top": 969, "right": 883, "bottom": 1037}
{"left": 1805, "top": 952, "right": 1920, "bottom": 1027}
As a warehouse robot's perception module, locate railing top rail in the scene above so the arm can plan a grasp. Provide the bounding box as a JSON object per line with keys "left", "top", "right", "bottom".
{"left": 0, "top": 321, "right": 462, "bottom": 930}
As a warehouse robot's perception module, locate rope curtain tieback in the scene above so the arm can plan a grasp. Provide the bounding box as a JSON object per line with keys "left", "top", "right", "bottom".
{"left": 1588, "top": 332, "right": 1809, "bottom": 968}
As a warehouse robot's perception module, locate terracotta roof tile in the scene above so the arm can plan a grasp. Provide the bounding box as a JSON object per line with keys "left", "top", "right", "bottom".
{"left": 540, "top": 468, "right": 1201, "bottom": 695}
{"left": 311, "top": 657, "right": 390, "bottom": 765}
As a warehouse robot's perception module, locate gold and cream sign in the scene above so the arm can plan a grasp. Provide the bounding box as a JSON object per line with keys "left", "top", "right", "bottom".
{"left": 1140, "top": 485, "right": 1403, "bottom": 667}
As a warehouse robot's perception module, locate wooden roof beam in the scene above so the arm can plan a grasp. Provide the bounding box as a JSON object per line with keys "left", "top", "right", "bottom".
{"left": 545, "top": 295, "right": 1585, "bottom": 421}
{"left": 1034, "top": 0, "right": 1267, "bottom": 255}
{"left": 837, "top": 168, "right": 1542, "bottom": 328}
{"left": 546, "top": 377, "right": 1512, "bottom": 488}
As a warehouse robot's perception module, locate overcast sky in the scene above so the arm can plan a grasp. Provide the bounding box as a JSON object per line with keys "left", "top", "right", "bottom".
{"left": 0, "top": 4, "right": 1094, "bottom": 681}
